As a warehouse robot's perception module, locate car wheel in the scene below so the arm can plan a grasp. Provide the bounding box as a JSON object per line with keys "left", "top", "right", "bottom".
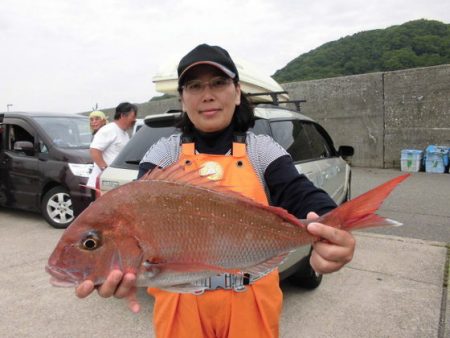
{"left": 288, "top": 252, "right": 323, "bottom": 289}
{"left": 41, "top": 186, "right": 74, "bottom": 229}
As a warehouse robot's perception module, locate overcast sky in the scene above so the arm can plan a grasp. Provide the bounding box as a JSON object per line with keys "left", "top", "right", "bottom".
{"left": 1, "top": 0, "right": 449, "bottom": 113}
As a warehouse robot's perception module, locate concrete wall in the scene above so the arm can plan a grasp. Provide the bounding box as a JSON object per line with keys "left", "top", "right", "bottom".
{"left": 383, "top": 65, "right": 450, "bottom": 168}
{"left": 282, "top": 73, "right": 385, "bottom": 168}
{"left": 283, "top": 64, "right": 450, "bottom": 168}
{"left": 97, "top": 64, "right": 450, "bottom": 168}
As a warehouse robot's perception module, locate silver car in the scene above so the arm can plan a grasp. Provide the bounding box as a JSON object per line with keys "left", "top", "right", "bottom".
{"left": 99, "top": 105, "right": 354, "bottom": 289}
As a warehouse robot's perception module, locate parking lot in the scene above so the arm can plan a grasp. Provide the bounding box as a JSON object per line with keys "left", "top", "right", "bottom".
{"left": 0, "top": 167, "right": 449, "bottom": 337}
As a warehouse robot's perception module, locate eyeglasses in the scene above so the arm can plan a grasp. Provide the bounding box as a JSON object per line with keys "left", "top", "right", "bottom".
{"left": 182, "top": 77, "right": 233, "bottom": 95}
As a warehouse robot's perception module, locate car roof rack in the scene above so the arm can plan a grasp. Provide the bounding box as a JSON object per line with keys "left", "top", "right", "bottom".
{"left": 245, "top": 91, "right": 307, "bottom": 112}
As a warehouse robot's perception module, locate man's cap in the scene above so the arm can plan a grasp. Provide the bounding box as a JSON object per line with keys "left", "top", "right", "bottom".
{"left": 177, "top": 44, "right": 239, "bottom": 85}
{"left": 89, "top": 110, "right": 107, "bottom": 120}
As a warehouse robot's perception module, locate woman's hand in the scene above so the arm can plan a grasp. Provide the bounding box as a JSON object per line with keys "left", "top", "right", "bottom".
{"left": 75, "top": 270, "right": 140, "bottom": 313}
{"left": 306, "top": 211, "right": 356, "bottom": 274}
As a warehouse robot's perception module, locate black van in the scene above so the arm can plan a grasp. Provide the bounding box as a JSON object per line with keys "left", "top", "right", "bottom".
{"left": 0, "top": 112, "right": 93, "bottom": 228}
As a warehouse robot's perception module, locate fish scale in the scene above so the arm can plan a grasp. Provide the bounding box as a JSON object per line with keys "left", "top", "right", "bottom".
{"left": 142, "top": 182, "right": 304, "bottom": 267}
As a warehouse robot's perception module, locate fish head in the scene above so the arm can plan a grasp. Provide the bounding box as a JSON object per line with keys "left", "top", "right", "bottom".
{"left": 46, "top": 202, "right": 143, "bottom": 287}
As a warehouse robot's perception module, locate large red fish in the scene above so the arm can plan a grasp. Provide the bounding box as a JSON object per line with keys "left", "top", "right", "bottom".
{"left": 46, "top": 164, "right": 409, "bottom": 292}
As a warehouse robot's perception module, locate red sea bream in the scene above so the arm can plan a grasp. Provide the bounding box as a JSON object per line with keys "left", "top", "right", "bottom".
{"left": 46, "top": 164, "right": 409, "bottom": 292}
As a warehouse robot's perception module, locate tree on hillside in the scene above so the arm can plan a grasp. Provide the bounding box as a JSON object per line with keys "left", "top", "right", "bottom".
{"left": 273, "top": 19, "right": 450, "bottom": 83}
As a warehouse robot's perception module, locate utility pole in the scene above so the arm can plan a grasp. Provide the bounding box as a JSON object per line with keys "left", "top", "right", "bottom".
{"left": 6, "top": 104, "right": 13, "bottom": 112}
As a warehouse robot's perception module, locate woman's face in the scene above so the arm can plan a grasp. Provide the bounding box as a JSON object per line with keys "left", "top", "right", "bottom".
{"left": 180, "top": 65, "right": 241, "bottom": 133}
{"left": 90, "top": 117, "right": 106, "bottom": 132}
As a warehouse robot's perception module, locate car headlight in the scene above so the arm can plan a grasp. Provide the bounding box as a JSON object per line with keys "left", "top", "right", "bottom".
{"left": 68, "top": 163, "right": 94, "bottom": 178}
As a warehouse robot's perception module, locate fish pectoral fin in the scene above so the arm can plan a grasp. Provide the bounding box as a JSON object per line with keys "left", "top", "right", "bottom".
{"left": 244, "top": 252, "right": 292, "bottom": 276}
{"left": 147, "top": 261, "right": 237, "bottom": 274}
{"left": 139, "top": 163, "right": 261, "bottom": 203}
{"left": 160, "top": 284, "right": 207, "bottom": 294}
{"left": 112, "top": 236, "right": 145, "bottom": 273}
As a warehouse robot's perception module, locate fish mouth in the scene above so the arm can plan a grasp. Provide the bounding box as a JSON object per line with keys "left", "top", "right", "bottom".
{"left": 45, "top": 265, "right": 79, "bottom": 288}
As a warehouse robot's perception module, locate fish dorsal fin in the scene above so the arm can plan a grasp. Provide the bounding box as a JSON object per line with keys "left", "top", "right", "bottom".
{"left": 262, "top": 205, "right": 305, "bottom": 228}
{"left": 320, "top": 173, "right": 410, "bottom": 229}
{"left": 140, "top": 163, "right": 259, "bottom": 202}
{"left": 141, "top": 163, "right": 306, "bottom": 228}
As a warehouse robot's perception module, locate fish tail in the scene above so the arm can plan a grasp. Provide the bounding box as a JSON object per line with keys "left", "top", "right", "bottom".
{"left": 319, "top": 174, "right": 410, "bottom": 230}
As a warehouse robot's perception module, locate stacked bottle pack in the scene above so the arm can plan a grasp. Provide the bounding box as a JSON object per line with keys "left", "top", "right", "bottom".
{"left": 401, "top": 145, "right": 449, "bottom": 174}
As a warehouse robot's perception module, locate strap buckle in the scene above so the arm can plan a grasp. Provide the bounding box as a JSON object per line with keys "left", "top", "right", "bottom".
{"left": 209, "top": 274, "right": 230, "bottom": 289}
{"left": 191, "top": 270, "right": 272, "bottom": 294}
{"left": 197, "top": 273, "right": 250, "bottom": 292}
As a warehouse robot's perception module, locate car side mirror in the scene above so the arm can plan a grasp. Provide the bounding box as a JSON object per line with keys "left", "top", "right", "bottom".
{"left": 338, "top": 145, "right": 354, "bottom": 157}
{"left": 338, "top": 145, "right": 354, "bottom": 164}
{"left": 14, "top": 141, "right": 35, "bottom": 155}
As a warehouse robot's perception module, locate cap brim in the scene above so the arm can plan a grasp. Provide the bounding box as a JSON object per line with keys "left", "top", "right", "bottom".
{"left": 179, "top": 61, "right": 236, "bottom": 83}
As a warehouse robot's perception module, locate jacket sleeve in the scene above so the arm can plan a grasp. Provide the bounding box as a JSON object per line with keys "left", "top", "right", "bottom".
{"left": 138, "top": 162, "right": 157, "bottom": 179}
{"left": 138, "top": 134, "right": 181, "bottom": 179}
{"left": 264, "top": 155, "right": 337, "bottom": 219}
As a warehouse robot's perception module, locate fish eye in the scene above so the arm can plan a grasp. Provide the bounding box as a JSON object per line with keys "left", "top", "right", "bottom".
{"left": 81, "top": 231, "right": 102, "bottom": 251}
{"left": 83, "top": 238, "right": 98, "bottom": 250}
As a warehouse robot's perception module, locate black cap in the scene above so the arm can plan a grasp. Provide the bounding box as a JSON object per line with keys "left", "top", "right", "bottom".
{"left": 177, "top": 44, "right": 239, "bottom": 85}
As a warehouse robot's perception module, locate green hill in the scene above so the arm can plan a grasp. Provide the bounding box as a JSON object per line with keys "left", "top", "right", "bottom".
{"left": 272, "top": 19, "right": 450, "bottom": 83}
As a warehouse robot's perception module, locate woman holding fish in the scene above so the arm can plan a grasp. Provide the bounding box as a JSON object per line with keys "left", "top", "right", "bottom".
{"left": 75, "top": 44, "right": 356, "bottom": 338}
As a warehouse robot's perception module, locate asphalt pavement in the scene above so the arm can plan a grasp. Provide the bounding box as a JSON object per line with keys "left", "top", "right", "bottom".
{"left": 0, "top": 167, "right": 449, "bottom": 338}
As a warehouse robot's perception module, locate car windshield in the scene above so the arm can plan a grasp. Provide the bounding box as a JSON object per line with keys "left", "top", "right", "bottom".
{"left": 34, "top": 116, "right": 91, "bottom": 149}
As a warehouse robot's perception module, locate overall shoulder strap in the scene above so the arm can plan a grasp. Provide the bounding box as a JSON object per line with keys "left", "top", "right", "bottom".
{"left": 232, "top": 132, "right": 246, "bottom": 157}
{"left": 181, "top": 133, "right": 195, "bottom": 155}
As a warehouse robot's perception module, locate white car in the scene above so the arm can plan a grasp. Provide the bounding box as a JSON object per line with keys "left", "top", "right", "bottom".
{"left": 131, "top": 118, "right": 144, "bottom": 136}
{"left": 99, "top": 104, "right": 354, "bottom": 289}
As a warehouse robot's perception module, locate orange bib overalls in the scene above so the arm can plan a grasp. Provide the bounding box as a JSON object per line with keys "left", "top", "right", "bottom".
{"left": 147, "top": 140, "right": 283, "bottom": 338}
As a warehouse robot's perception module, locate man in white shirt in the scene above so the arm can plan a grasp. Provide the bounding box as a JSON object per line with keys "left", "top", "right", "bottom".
{"left": 87, "top": 102, "right": 138, "bottom": 191}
